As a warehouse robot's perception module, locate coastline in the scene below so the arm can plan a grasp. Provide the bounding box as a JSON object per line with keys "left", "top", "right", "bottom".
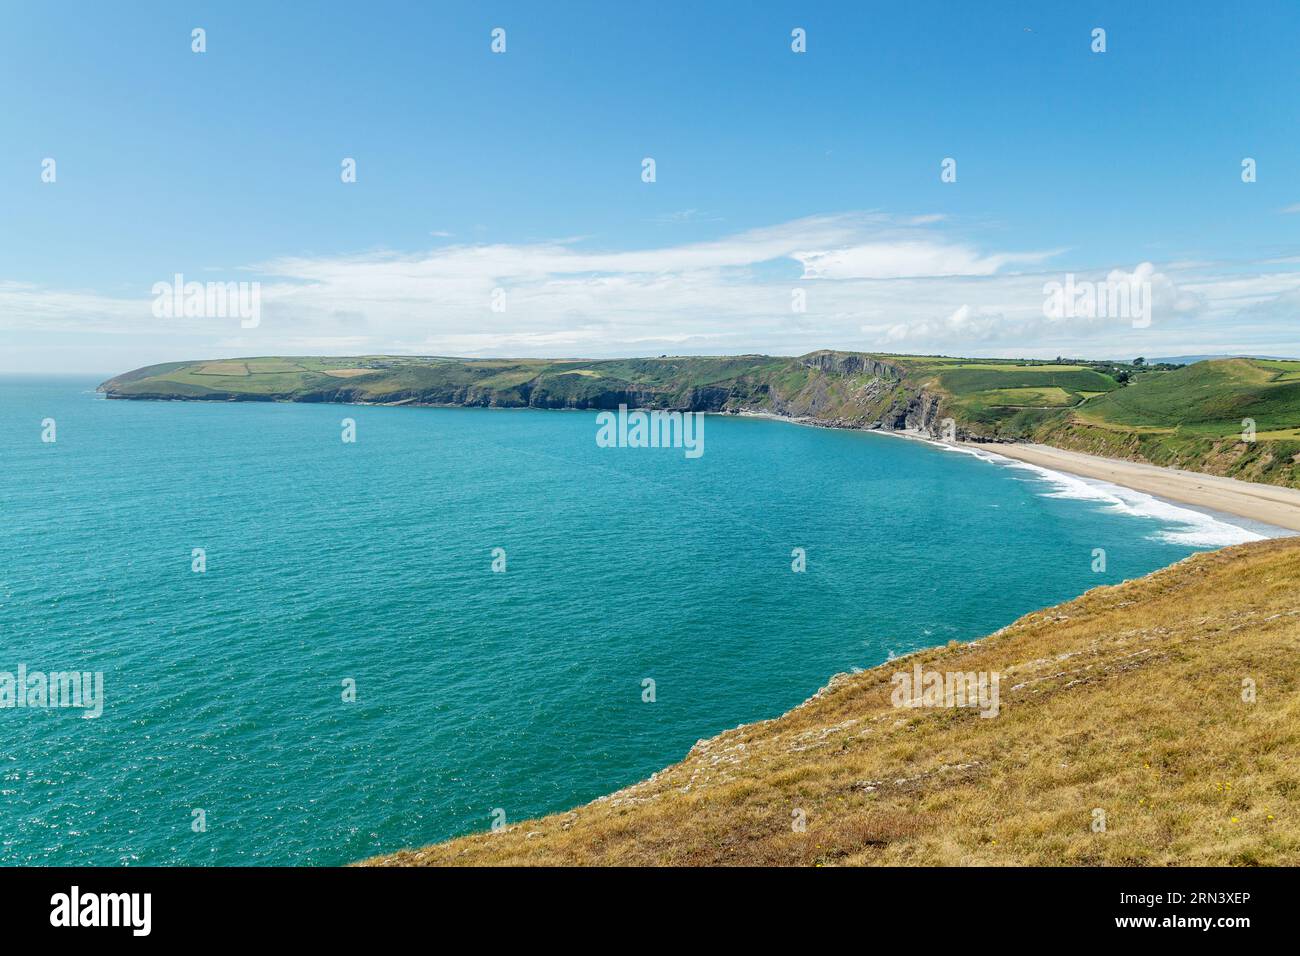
{"left": 84, "top": 392, "right": 1295, "bottom": 863}
{"left": 368, "top": 536, "right": 1300, "bottom": 865}
{"left": 968, "top": 441, "right": 1300, "bottom": 533}
{"left": 734, "top": 408, "right": 1300, "bottom": 535}
{"left": 97, "top": 391, "right": 1300, "bottom": 534}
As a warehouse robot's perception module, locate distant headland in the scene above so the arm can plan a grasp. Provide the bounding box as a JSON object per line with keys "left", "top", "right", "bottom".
{"left": 101, "top": 351, "right": 1300, "bottom": 493}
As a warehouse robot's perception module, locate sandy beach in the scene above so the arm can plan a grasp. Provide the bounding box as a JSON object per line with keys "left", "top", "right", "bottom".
{"left": 737, "top": 412, "right": 1300, "bottom": 534}
{"left": 969, "top": 442, "right": 1300, "bottom": 533}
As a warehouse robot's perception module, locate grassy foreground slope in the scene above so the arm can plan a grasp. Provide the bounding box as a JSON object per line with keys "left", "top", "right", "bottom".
{"left": 101, "top": 352, "right": 1300, "bottom": 486}
{"left": 366, "top": 537, "right": 1300, "bottom": 866}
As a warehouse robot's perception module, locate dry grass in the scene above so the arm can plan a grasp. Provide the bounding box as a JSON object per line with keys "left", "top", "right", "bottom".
{"left": 364, "top": 538, "right": 1300, "bottom": 867}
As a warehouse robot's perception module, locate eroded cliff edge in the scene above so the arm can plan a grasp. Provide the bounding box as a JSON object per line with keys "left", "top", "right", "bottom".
{"left": 99, "top": 350, "right": 965, "bottom": 440}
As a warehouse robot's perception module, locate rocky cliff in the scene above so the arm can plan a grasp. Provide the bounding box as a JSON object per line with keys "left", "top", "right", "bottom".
{"left": 100, "top": 352, "right": 964, "bottom": 439}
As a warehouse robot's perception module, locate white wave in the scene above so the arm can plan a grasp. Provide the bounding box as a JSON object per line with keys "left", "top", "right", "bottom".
{"left": 871, "top": 429, "right": 1272, "bottom": 548}
{"left": 983, "top": 455, "right": 1267, "bottom": 548}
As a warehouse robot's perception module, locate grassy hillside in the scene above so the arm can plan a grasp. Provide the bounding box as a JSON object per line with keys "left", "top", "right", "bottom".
{"left": 102, "top": 354, "right": 805, "bottom": 408}
{"left": 883, "top": 354, "right": 1132, "bottom": 439}
{"left": 98, "top": 351, "right": 1140, "bottom": 431}
{"left": 101, "top": 352, "right": 1300, "bottom": 486}
{"left": 365, "top": 536, "right": 1300, "bottom": 867}
{"left": 1036, "top": 358, "right": 1300, "bottom": 487}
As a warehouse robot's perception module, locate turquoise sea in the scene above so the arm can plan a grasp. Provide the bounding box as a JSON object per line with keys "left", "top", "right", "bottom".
{"left": 0, "top": 377, "right": 1274, "bottom": 865}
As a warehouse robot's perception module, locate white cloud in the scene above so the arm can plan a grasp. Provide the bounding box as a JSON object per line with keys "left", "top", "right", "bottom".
{"left": 6, "top": 213, "right": 1300, "bottom": 371}
{"left": 647, "top": 209, "right": 723, "bottom": 225}
{"left": 795, "top": 240, "right": 1057, "bottom": 280}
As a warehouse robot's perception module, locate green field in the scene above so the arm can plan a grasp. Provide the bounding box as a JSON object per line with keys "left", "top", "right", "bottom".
{"left": 1075, "top": 358, "right": 1300, "bottom": 436}
{"left": 969, "top": 386, "right": 1078, "bottom": 408}
{"left": 1033, "top": 357, "right": 1300, "bottom": 487}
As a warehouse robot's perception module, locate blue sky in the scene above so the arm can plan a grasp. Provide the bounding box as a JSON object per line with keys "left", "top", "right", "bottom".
{"left": 3, "top": 1, "right": 1300, "bottom": 372}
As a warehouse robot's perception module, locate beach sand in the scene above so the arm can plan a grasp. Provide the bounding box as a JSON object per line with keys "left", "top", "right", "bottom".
{"left": 969, "top": 442, "right": 1300, "bottom": 533}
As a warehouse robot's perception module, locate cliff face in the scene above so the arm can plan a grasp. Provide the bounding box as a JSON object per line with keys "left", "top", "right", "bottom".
{"left": 798, "top": 350, "right": 899, "bottom": 381}
{"left": 735, "top": 351, "right": 959, "bottom": 437}
{"left": 764, "top": 352, "right": 956, "bottom": 438}
{"left": 102, "top": 378, "right": 738, "bottom": 412}
{"left": 98, "top": 354, "right": 1300, "bottom": 484}
{"left": 885, "top": 390, "right": 944, "bottom": 433}
{"left": 100, "top": 352, "right": 962, "bottom": 437}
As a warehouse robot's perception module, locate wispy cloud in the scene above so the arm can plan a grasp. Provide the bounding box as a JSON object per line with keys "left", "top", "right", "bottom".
{"left": 795, "top": 240, "right": 1060, "bottom": 280}
{"left": 5, "top": 212, "right": 1300, "bottom": 370}
{"left": 647, "top": 209, "right": 724, "bottom": 225}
